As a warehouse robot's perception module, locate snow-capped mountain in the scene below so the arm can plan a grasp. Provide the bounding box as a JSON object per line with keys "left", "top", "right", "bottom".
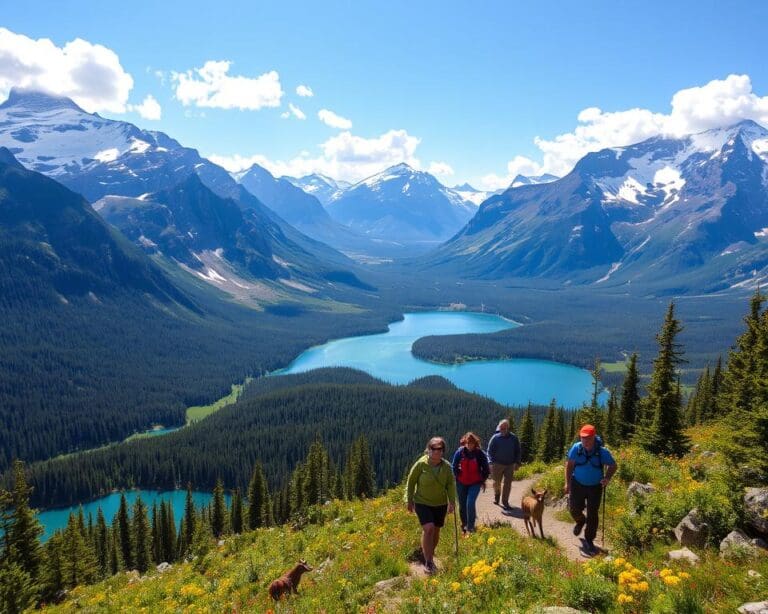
{"left": 448, "top": 183, "right": 497, "bottom": 206}
{"left": 425, "top": 120, "right": 768, "bottom": 293}
{"left": 0, "top": 88, "right": 238, "bottom": 203}
{"left": 510, "top": 173, "right": 559, "bottom": 188}
{"left": 283, "top": 173, "right": 351, "bottom": 205}
{"left": 326, "top": 163, "right": 476, "bottom": 244}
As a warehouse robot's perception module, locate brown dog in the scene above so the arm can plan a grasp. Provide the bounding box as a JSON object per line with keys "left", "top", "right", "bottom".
{"left": 268, "top": 559, "right": 313, "bottom": 600}
{"left": 521, "top": 488, "right": 547, "bottom": 538}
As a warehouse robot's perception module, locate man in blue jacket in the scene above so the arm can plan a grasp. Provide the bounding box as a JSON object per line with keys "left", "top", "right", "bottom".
{"left": 486, "top": 419, "right": 521, "bottom": 510}
{"left": 564, "top": 424, "right": 617, "bottom": 556}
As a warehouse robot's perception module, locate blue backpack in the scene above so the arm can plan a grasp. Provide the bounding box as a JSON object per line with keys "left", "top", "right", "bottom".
{"left": 573, "top": 436, "right": 604, "bottom": 469}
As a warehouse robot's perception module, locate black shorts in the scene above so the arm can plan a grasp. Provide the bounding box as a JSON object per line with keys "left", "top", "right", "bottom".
{"left": 415, "top": 503, "right": 448, "bottom": 527}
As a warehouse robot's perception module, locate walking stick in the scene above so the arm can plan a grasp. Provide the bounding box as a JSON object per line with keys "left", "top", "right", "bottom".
{"left": 601, "top": 475, "right": 607, "bottom": 548}
{"left": 452, "top": 500, "right": 460, "bottom": 561}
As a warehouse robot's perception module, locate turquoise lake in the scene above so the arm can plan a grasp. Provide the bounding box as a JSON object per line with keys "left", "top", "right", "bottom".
{"left": 281, "top": 311, "right": 597, "bottom": 408}
{"left": 36, "top": 311, "right": 594, "bottom": 538}
{"left": 36, "top": 490, "right": 229, "bottom": 542}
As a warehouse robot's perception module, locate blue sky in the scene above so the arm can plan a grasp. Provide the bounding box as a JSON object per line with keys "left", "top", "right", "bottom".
{"left": 2, "top": 0, "right": 767, "bottom": 188}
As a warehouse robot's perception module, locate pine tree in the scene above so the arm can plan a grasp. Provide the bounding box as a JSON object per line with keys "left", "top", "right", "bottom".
{"left": 303, "top": 439, "right": 331, "bottom": 506}
{"left": 0, "top": 559, "right": 37, "bottom": 614}
{"left": 634, "top": 302, "right": 689, "bottom": 456}
{"left": 555, "top": 408, "right": 566, "bottom": 460}
{"left": 61, "top": 512, "right": 97, "bottom": 587}
{"left": 40, "top": 532, "right": 64, "bottom": 601}
{"left": 519, "top": 406, "right": 536, "bottom": 463}
{"left": 720, "top": 289, "right": 763, "bottom": 414}
{"left": 116, "top": 493, "right": 133, "bottom": 570}
{"left": 619, "top": 353, "right": 640, "bottom": 440}
{"left": 605, "top": 388, "right": 619, "bottom": 444}
{"left": 346, "top": 435, "right": 376, "bottom": 499}
{"left": 247, "top": 464, "right": 268, "bottom": 529}
{"left": 537, "top": 400, "right": 559, "bottom": 463}
{"left": 2, "top": 460, "right": 43, "bottom": 583}
{"left": 163, "top": 502, "right": 177, "bottom": 563}
{"left": 181, "top": 484, "right": 195, "bottom": 555}
{"left": 230, "top": 489, "right": 244, "bottom": 534}
{"left": 108, "top": 529, "right": 120, "bottom": 575}
{"left": 151, "top": 503, "right": 161, "bottom": 565}
{"left": 579, "top": 358, "right": 604, "bottom": 432}
{"left": 95, "top": 508, "right": 108, "bottom": 577}
{"left": 211, "top": 478, "right": 226, "bottom": 538}
{"left": 132, "top": 496, "right": 152, "bottom": 573}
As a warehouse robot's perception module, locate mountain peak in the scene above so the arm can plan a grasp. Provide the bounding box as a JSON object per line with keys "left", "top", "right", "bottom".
{"left": 453, "top": 182, "right": 477, "bottom": 192}
{"left": 387, "top": 162, "right": 415, "bottom": 174}
{"left": 0, "top": 147, "right": 24, "bottom": 169}
{"left": 0, "top": 87, "right": 85, "bottom": 113}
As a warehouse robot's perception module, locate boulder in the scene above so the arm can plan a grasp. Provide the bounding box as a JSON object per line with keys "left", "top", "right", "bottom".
{"left": 738, "top": 602, "right": 768, "bottom": 614}
{"left": 674, "top": 508, "right": 709, "bottom": 547}
{"left": 626, "top": 482, "right": 655, "bottom": 498}
{"left": 156, "top": 562, "right": 172, "bottom": 573}
{"left": 752, "top": 537, "right": 768, "bottom": 550}
{"left": 748, "top": 570, "right": 762, "bottom": 578}
{"left": 720, "top": 530, "right": 759, "bottom": 558}
{"left": 699, "top": 451, "right": 716, "bottom": 458}
{"left": 744, "top": 488, "right": 768, "bottom": 537}
{"left": 667, "top": 547, "right": 700, "bottom": 564}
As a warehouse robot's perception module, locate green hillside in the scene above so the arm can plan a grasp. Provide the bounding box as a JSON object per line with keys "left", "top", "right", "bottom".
{"left": 36, "top": 426, "right": 768, "bottom": 613}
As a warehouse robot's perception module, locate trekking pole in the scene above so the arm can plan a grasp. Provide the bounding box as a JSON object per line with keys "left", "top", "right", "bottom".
{"left": 601, "top": 475, "right": 607, "bottom": 548}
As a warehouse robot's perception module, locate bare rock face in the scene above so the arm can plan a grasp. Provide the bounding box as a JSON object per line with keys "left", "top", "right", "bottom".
{"left": 744, "top": 488, "right": 768, "bottom": 537}
{"left": 674, "top": 508, "right": 709, "bottom": 547}
{"left": 626, "top": 481, "right": 655, "bottom": 498}
{"left": 720, "top": 530, "right": 759, "bottom": 559}
{"left": 667, "top": 547, "right": 700, "bottom": 564}
{"left": 738, "top": 602, "right": 768, "bottom": 614}
{"left": 157, "top": 562, "right": 172, "bottom": 573}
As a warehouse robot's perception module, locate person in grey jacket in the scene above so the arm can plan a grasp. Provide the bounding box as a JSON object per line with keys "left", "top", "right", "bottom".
{"left": 486, "top": 419, "right": 521, "bottom": 510}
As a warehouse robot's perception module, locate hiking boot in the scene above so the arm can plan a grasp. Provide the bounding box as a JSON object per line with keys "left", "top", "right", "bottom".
{"left": 502, "top": 501, "right": 512, "bottom": 511}
{"left": 493, "top": 494, "right": 500, "bottom": 505}
{"left": 573, "top": 519, "right": 585, "bottom": 536}
{"left": 584, "top": 539, "right": 599, "bottom": 555}
{"left": 424, "top": 560, "right": 437, "bottom": 574}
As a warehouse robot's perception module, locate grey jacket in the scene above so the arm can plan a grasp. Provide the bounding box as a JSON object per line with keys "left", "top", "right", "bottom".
{"left": 487, "top": 431, "right": 521, "bottom": 465}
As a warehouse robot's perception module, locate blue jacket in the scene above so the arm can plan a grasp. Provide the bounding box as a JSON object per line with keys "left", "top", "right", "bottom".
{"left": 567, "top": 441, "right": 616, "bottom": 486}
{"left": 487, "top": 431, "right": 521, "bottom": 465}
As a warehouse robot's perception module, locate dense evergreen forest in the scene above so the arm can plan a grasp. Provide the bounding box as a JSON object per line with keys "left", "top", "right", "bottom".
{"left": 19, "top": 369, "right": 558, "bottom": 508}
{"left": 0, "top": 285, "right": 397, "bottom": 474}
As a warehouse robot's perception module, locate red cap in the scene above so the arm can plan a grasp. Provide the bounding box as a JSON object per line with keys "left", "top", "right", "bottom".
{"left": 579, "top": 424, "right": 596, "bottom": 437}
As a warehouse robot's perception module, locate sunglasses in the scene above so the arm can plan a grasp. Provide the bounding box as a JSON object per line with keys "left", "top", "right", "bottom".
{"left": 430, "top": 446, "right": 445, "bottom": 451}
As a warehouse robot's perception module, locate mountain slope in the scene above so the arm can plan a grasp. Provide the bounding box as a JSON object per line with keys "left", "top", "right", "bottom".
{"left": 426, "top": 121, "right": 768, "bottom": 292}
{"left": 326, "top": 163, "right": 476, "bottom": 244}
{"left": 0, "top": 147, "right": 190, "bottom": 306}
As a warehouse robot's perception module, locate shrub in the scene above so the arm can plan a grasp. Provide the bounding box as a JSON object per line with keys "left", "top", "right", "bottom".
{"left": 563, "top": 573, "right": 615, "bottom": 612}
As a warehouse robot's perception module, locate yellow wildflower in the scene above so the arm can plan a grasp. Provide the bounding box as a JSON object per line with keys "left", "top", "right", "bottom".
{"left": 662, "top": 575, "right": 681, "bottom": 586}
{"left": 487, "top": 536, "right": 497, "bottom": 546}
{"left": 617, "top": 593, "right": 634, "bottom": 604}
{"left": 450, "top": 582, "right": 461, "bottom": 592}
{"left": 614, "top": 557, "right": 626, "bottom": 567}
{"left": 679, "top": 571, "right": 691, "bottom": 579}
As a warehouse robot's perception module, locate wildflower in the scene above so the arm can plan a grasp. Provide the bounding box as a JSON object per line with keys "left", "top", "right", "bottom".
{"left": 617, "top": 593, "right": 634, "bottom": 604}
{"left": 450, "top": 582, "right": 461, "bottom": 592}
{"left": 473, "top": 576, "right": 484, "bottom": 585}
{"left": 679, "top": 571, "right": 691, "bottom": 579}
{"left": 662, "top": 574, "right": 681, "bottom": 586}
{"left": 487, "top": 536, "right": 497, "bottom": 546}
{"left": 614, "top": 557, "right": 626, "bottom": 567}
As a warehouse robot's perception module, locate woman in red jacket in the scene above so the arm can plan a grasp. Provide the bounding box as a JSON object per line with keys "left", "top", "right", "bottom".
{"left": 451, "top": 432, "right": 490, "bottom": 534}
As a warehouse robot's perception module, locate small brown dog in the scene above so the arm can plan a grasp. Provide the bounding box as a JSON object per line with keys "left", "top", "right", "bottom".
{"left": 268, "top": 559, "right": 313, "bottom": 600}
{"left": 521, "top": 488, "right": 547, "bottom": 539}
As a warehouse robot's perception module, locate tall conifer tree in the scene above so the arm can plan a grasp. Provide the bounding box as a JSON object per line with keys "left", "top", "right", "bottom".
{"left": 247, "top": 464, "right": 268, "bottom": 530}
{"left": 619, "top": 353, "right": 640, "bottom": 440}
{"left": 519, "top": 406, "right": 536, "bottom": 463}
{"left": 132, "top": 496, "right": 152, "bottom": 573}
{"left": 211, "top": 478, "right": 226, "bottom": 538}
{"left": 116, "top": 493, "right": 133, "bottom": 570}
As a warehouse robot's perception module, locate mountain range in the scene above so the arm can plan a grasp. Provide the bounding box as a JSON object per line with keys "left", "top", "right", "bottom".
{"left": 426, "top": 120, "right": 768, "bottom": 293}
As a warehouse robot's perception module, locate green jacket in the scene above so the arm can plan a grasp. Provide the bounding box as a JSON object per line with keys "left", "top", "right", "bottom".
{"left": 404, "top": 455, "right": 457, "bottom": 506}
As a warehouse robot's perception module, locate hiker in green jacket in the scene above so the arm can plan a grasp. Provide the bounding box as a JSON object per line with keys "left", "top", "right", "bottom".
{"left": 405, "top": 436, "right": 457, "bottom": 574}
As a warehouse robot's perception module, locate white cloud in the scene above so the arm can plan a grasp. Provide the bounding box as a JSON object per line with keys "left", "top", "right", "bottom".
{"left": 0, "top": 27, "right": 134, "bottom": 113}
{"left": 479, "top": 155, "right": 544, "bottom": 191}
{"left": 128, "top": 94, "right": 161, "bottom": 120}
{"left": 210, "top": 128, "right": 422, "bottom": 183}
{"left": 288, "top": 102, "right": 306, "bottom": 120}
{"left": 172, "top": 60, "right": 283, "bottom": 110}
{"left": 492, "top": 74, "right": 768, "bottom": 181}
{"left": 427, "top": 161, "right": 454, "bottom": 178}
{"left": 318, "top": 108, "right": 352, "bottom": 129}
{"left": 296, "top": 84, "right": 313, "bottom": 97}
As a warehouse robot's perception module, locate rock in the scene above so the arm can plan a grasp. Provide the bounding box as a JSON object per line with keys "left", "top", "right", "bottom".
{"left": 626, "top": 482, "right": 655, "bottom": 498}
{"left": 748, "top": 570, "right": 762, "bottom": 578}
{"left": 751, "top": 537, "right": 768, "bottom": 550}
{"left": 745, "top": 488, "right": 768, "bottom": 537}
{"left": 667, "top": 547, "right": 700, "bottom": 564}
{"left": 674, "top": 508, "right": 709, "bottom": 547}
{"left": 316, "top": 557, "right": 333, "bottom": 574}
{"left": 217, "top": 539, "right": 225, "bottom": 547}
{"left": 738, "top": 602, "right": 768, "bottom": 613}
{"left": 532, "top": 608, "right": 587, "bottom": 614}
{"left": 156, "top": 562, "right": 172, "bottom": 573}
{"left": 720, "top": 530, "right": 759, "bottom": 558}
{"left": 700, "top": 451, "right": 716, "bottom": 458}
{"left": 374, "top": 576, "right": 409, "bottom": 593}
